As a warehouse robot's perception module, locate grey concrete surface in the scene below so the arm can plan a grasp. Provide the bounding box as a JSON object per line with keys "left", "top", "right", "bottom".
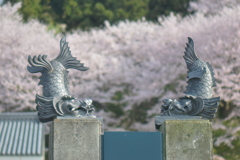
{"left": 49, "top": 117, "right": 102, "bottom": 160}
{"left": 160, "top": 119, "right": 212, "bottom": 160}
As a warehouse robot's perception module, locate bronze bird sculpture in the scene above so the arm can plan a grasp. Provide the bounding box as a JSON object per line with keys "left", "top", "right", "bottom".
{"left": 27, "top": 37, "right": 95, "bottom": 122}
{"left": 161, "top": 37, "right": 220, "bottom": 119}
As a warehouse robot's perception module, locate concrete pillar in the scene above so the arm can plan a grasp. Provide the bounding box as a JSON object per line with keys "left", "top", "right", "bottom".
{"left": 49, "top": 117, "right": 102, "bottom": 160}
{"left": 159, "top": 119, "right": 213, "bottom": 160}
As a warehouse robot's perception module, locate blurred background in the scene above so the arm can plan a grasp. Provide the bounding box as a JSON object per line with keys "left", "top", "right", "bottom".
{"left": 0, "top": 0, "right": 240, "bottom": 159}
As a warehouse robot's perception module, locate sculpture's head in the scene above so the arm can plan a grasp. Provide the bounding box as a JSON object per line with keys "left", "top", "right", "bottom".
{"left": 161, "top": 98, "right": 193, "bottom": 115}
{"left": 84, "top": 99, "right": 93, "bottom": 106}
{"left": 51, "top": 95, "right": 95, "bottom": 118}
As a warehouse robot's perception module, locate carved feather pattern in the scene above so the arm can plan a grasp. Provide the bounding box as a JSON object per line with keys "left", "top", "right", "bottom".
{"left": 183, "top": 37, "right": 217, "bottom": 99}
{"left": 35, "top": 94, "right": 56, "bottom": 123}
{"left": 54, "top": 37, "right": 89, "bottom": 71}
{"left": 183, "top": 37, "right": 199, "bottom": 69}
{"left": 27, "top": 55, "right": 53, "bottom": 73}
{"left": 28, "top": 37, "right": 89, "bottom": 123}
{"left": 161, "top": 37, "right": 220, "bottom": 120}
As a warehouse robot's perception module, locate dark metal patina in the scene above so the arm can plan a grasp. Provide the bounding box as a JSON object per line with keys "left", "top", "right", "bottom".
{"left": 27, "top": 37, "right": 95, "bottom": 123}
{"left": 160, "top": 37, "right": 220, "bottom": 119}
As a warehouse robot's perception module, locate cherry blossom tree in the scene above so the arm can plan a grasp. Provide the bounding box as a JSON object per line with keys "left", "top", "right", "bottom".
{"left": 1, "top": 2, "right": 240, "bottom": 159}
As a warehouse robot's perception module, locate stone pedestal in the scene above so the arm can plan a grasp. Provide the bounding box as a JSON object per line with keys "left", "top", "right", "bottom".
{"left": 159, "top": 119, "right": 212, "bottom": 160}
{"left": 49, "top": 117, "right": 102, "bottom": 160}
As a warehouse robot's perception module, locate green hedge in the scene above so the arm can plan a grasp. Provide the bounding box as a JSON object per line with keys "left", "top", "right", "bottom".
{"left": 3, "top": 0, "right": 195, "bottom": 32}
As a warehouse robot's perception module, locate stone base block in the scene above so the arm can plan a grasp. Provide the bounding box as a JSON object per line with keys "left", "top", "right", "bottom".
{"left": 160, "top": 119, "right": 212, "bottom": 160}
{"left": 49, "top": 117, "right": 102, "bottom": 160}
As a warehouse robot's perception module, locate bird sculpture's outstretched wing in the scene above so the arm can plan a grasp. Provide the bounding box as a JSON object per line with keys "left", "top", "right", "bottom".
{"left": 54, "top": 37, "right": 89, "bottom": 71}
{"left": 160, "top": 37, "right": 220, "bottom": 120}
{"left": 183, "top": 38, "right": 199, "bottom": 69}
{"left": 27, "top": 37, "right": 95, "bottom": 123}
{"left": 183, "top": 37, "right": 205, "bottom": 80}
{"left": 183, "top": 37, "right": 217, "bottom": 98}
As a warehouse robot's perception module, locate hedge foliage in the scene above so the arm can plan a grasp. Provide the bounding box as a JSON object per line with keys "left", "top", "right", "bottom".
{"left": 3, "top": 0, "right": 195, "bottom": 32}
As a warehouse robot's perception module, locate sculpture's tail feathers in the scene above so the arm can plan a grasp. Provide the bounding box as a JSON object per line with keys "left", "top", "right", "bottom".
{"left": 183, "top": 37, "right": 199, "bottom": 69}
{"left": 54, "top": 37, "right": 89, "bottom": 71}
{"left": 190, "top": 97, "right": 220, "bottom": 119}
{"left": 35, "top": 94, "right": 57, "bottom": 123}
{"left": 206, "top": 62, "right": 217, "bottom": 87}
{"left": 199, "top": 97, "right": 220, "bottom": 119}
{"left": 28, "top": 55, "right": 53, "bottom": 73}
{"left": 189, "top": 97, "right": 204, "bottom": 116}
